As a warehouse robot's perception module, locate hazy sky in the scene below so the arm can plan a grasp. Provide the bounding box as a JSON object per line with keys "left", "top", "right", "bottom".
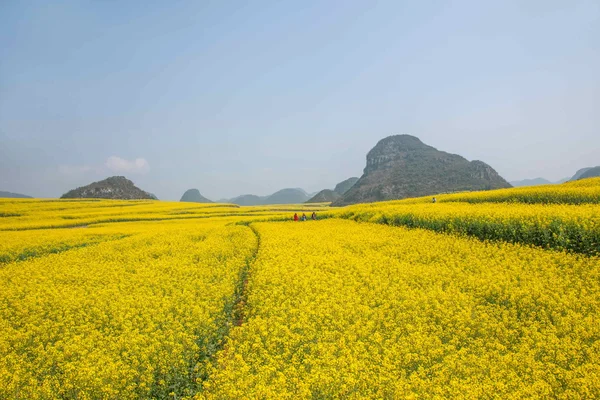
{"left": 1, "top": 1, "right": 599, "bottom": 200}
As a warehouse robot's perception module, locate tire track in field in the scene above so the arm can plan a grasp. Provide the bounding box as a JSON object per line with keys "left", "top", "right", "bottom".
{"left": 194, "top": 223, "right": 261, "bottom": 393}
{"left": 233, "top": 223, "right": 261, "bottom": 327}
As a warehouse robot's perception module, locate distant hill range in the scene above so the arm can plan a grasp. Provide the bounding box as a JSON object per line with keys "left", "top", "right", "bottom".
{"left": 221, "top": 188, "right": 310, "bottom": 205}
{"left": 509, "top": 178, "right": 554, "bottom": 187}
{"left": 306, "top": 177, "right": 359, "bottom": 203}
{"left": 180, "top": 189, "right": 212, "bottom": 203}
{"left": 0, "top": 191, "right": 32, "bottom": 199}
{"left": 510, "top": 165, "right": 599, "bottom": 187}
{"left": 332, "top": 135, "right": 511, "bottom": 206}
{"left": 61, "top": 176, "right": 156, "bottom": 200}
{"left": 226, "top": 194, "right": 264, "bottom": 206}
{"left": 267, "top": 188, "right": 309, "bottom": 204}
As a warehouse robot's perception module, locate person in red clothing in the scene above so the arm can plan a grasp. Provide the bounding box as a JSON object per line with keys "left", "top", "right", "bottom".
{"left": 293, "top": 213, "right": 298, "bottom": 221}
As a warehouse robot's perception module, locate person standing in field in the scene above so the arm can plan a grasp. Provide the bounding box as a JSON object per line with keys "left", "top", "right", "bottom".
{"left": 432, "top": 197, "right": 437, "bottom": 203}
{"left": 311, "top": 212, "right": 316, "bottom": 220}
{"left": 294, "top": 213, "right": 298, "bottom": 221}
{"left": 301, "top": 213, "right": 307, "bottom": 221}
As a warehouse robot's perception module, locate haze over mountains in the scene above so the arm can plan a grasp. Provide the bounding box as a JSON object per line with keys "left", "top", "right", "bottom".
{"left": 0, "top": 191, "right": 32, "bottom": 199}
{"left": 510, "top": 166, "right": 600, "bottom": 187}
{"left": 509, "top": 178, "right": 554, "bottom": 187}
{"left": 13, "top": 135, "right": 598, "bottom": 203}
{"left": 219, "top": 188, "right": 311, "bottom": 206}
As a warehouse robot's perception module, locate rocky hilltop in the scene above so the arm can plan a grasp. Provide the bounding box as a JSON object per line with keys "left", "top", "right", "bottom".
{"left": 61, "top": 176, "right": 156, "bottom": 200}
{"left": 180, "top": 189, "right": 212, "bottom": 203}
{"left": 333, "top": 135, "right": 511, "bottom": 206}
{"left": 306, "top": 189, "right": 340, "bottom": 203}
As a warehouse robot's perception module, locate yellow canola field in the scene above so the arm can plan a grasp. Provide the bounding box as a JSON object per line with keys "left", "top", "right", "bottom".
{"left": 0, "top": 198, "right": 324, "bottom": 230}
{"left": 392, "top": 177, "right": 600, "bottom": 205}
{"left": 1, "top": 193, "right": 599, "bottom": 399}
{"left": 202, "top": 220, "right": 600, "bottom": 399}
{"left": 332, "top": 202, "right": 600, "bottom": 255}
{"left": 0, "top": 219, "right": 257, "bottom": 399}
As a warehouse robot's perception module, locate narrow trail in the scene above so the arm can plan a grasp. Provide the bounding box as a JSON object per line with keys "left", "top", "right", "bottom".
{"left": 192, "top": 223, "right": 261, "bottom": 394}
{"left": 233, "top": 223, "right": 261, "bottom": 327}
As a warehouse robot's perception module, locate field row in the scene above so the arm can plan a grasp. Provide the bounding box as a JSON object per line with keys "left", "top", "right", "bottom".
{"left": 330, "top": 202, "right": 600, "bottom": 255}
{"left": 393, "top": 177, "right": 600, "bottom": 205}
{"left": 0, "top": 199, "right": 326, "bottom": 231}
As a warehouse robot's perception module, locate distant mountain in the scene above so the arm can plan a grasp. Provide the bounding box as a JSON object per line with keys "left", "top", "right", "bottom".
{"left": 333, "top": 135, "right": 511, "bottom": 206}
{"left": 61, "top": 176, "right": 156, "bottom": 200}
{"left": 569, "top": 166, "right": 598, "bottom": 181}
{"left": 180, "top": 189, "right": 212, "bottom": 203}
{"left": 570, "top": 167, "right": 593, "bottom": 181}
{"left": 509, "top": 178, "right": 553, "bottom": 187}
{"left": 334, "top": 177, "right": 359, "bottom": 195}
{"left": 555, "top": 177, "right": 570, "bottom": 184}
{"left": 305, "top": 177, "right": 358, "bottom": 203}
{"left": 306, "top": 189, "right": 341, "bottom": 203}
{"left": 229, "top": 194, "right": 265, "bottom": 206}
{"left": 0, "top": 191, "right": 32, "bottom": 199}
{"left": 263, "top": 188, "right": 309, "bottom": 204}
{"left": 223, "top": 188, "right": 310, "bottom": 205}
{"left": 577, "top": 166, "right": 600, "bottom": 180}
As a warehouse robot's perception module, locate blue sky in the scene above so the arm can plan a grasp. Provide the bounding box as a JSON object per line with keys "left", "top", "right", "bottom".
{"left": 1, "top": 0, "right": 599, "bottom": 199}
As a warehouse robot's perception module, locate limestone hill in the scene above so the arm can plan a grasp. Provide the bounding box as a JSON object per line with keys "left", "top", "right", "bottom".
{"left": 570, "top": 167, "right": 594, "bottom": 181}
{"left": 333, "top": 135, "right": 511, "bottom": 206}
{"left": 60, "top": 176, "right": 156, "bottom": 200}
{"left": 334, "top": 177, "right": 359, "bottom": 195}
{"left": 180, "top": 189, "right": 212, "bottom": 203}
{"left": 577, "top": 166, "right": 600, "bottom": 180}
{"left": 306, "top": 189, "right": 341, "bottom": 203}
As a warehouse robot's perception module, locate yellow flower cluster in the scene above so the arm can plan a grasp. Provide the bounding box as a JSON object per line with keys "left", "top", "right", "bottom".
{"left": 0, "top": 198, "right": 323, "bottom": 230}
{"left": 0, "top": 219, "right": 257, "bottom": 399}
{"left": 201, "top": 220, "right": 600, "bottom": 399}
